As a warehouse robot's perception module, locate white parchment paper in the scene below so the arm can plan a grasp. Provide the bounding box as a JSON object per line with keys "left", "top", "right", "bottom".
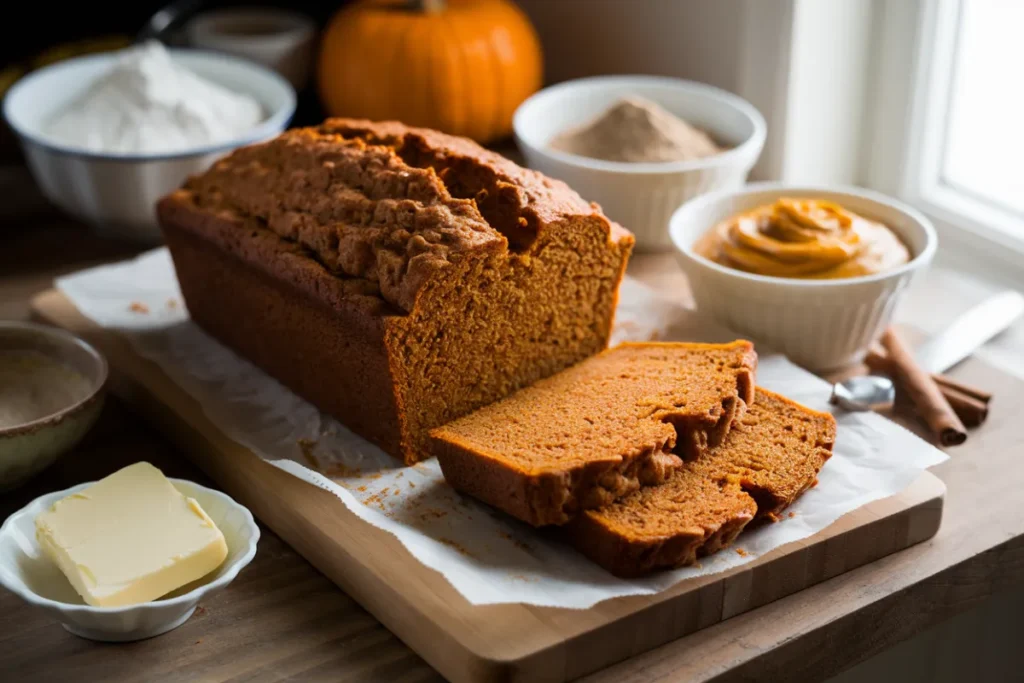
{"left": 56, "top": 248, "right": 948, "bottom": 609}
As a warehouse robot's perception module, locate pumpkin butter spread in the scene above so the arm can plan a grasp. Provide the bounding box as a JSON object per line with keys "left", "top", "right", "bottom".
{"left": 695, "top": 198, "right": 910, "bottom": 279}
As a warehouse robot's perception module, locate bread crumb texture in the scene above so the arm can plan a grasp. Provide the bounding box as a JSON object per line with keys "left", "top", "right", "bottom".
{"left": 430, "top": 341, "right": 757, "bottom": 526}
{"left": 569, "top": 389, "right": 836, "bottom": 577}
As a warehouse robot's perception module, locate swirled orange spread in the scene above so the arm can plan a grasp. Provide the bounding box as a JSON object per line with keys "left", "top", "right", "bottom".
{"left": 695, "top": 198, "right": 910, "bottom": 279}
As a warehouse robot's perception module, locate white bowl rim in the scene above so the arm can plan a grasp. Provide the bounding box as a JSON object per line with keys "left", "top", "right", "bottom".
{"left": 512, "top": 74, "right": 767, "bottom": 175}
{"left": 186, "top": 7, "right": 319, "bottom": 45}
{"left": 2, "top": 47, "right": 296, "bottom": 163}
{"left": 0, "top": 321, "right": 108, "bottom": 435}
{"left": 0, "top": 476, "right": 260, "bottom": 614}
{"left": 669, "top": 181, "right": 939, "bottom": 287}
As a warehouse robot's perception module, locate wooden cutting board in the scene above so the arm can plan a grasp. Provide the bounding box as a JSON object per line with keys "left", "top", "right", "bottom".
{"left": 31, "top": 289, "right": 945, "bottom": 683}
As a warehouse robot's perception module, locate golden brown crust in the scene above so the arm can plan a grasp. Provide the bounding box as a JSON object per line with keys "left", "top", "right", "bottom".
{"left": 565, "top": 476, "right": 755, "bottom": 578}
{"left": 429, "top": 341, "right": 758, "bottom": 526}
{"left": 162, "top": 221, "right": 406, "bottom": 455}
{"left": 160, "top": 118, "right": 630, "bottom": 313}
{"left": 159, "top": 119, "right": 633, "bottom": 465}
{"left": 567, "top": 388, "right": 836, "bottom": 577}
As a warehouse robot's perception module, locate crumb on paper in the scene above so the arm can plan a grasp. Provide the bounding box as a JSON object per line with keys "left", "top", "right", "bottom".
{"left": 392, "top": 489, "right": 400, "bottom": 496}
{"left": 408, "top": 481, "right": 416, "bottom": 489}
{"left": 395, "top": 471, "right": 404, "bottom": 479}
{"left": 438, "top": 538, "right": 473, "bottom": 558}
{"left": 509, "top": 574, "right": 537, "bottom": 583}
{"left": 297, "top": 438, "right": 319, "bottom": 469}
{"left": 420, "top": 509, "right": 447, "bottom": 522}
{"left": 324, "top": 462, "right": 363, "bottom": 478}
{"left": 363, "top": 488, "right": 391, "bottom": 511}
{"left": 788, "top": 511, "right": 796, "bottom": 518}
{"left": 129, "top": 301, "right": 149, "bottom": 314}
{"left": 367, "top": 472, "right": 381, "bottom": 480}
{"left": 499, "top": 530, "right": 533, "bottom": 553}
{"left": 167, "top": 298, "right": 178, "bottom": 309}
{"left": 357, "top": 485, "right": 368, "bottom": 493}
{"left": 736, "top": 548, "right": 748, "bottom": 557}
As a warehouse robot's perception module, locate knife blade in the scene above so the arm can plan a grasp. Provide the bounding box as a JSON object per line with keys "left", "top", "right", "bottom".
{"left": 915, "top": 290, "right": 1024, "bottom": 374}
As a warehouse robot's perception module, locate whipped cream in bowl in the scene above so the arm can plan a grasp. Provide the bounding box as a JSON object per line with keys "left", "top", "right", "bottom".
{"left": 3, "top": 41, "right": 296, "bottom": 241}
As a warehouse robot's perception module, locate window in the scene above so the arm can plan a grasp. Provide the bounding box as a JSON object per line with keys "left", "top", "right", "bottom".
{"left": 941, "top": 0, "right": 1024, "bottom": 217}
{"left": 866, "top": 0, "right": 1024, "bottom": 268}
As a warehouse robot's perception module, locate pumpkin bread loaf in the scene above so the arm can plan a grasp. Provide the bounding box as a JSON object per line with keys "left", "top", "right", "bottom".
{"left": 157, "top": 119, "right": 634, "bottom": 464}
{"left": 429, "top": 341, "right": 757, "bottom": 527}
{"left": 568, "top": 389, "right": 836, "bottom": 577}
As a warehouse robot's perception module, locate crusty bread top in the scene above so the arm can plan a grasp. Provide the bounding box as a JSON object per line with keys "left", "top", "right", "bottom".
{"left": 430, "top": 341, "right": 757, "bottom": 475}
{"left": 582, "top": 388, "right": 836, "bottom": 541}
{"left": 157, "top": 118, "right": 631, "bottom": 313}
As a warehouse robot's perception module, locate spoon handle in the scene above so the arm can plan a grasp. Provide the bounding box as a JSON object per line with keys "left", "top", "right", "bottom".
{"left": 137, "top": 0, "right": 208, "bottom": 44}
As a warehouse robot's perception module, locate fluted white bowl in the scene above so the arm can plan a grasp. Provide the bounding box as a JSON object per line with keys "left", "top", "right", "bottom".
{"left": 0, "top": 477, "right": 259, "bottom": 642}
{"left": 669, "top": 183, "right": 937, "bottom": 371}
{"left": 513, "top": 75, "right": 766, "bottom": 250}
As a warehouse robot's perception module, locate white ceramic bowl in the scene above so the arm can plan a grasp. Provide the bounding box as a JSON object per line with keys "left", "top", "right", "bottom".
{"left": 185, "top": 8, "right": 318, "bottom": 90}
{"left": 0, "top": 322, "right": 108, "bottom": 492}
{"left": 513, "top": 75, "right": 766, "bottom": 251}
{"left": 669, "top": 183, "right": 938, "bottom": 371}
{"left": 2, "top": 48, "right": 296, "bottom": 243}
{"left": 0, "top": 477, "right": 259, "bottom": 642}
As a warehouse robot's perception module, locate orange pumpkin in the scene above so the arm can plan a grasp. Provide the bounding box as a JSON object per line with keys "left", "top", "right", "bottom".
{"left": 318, "top": 0, "right": 543, "bottom": 144}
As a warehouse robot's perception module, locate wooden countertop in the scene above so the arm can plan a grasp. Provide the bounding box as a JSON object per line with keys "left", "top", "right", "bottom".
{"left": 3, "top": 215, "right": 1024, "bottom": 682}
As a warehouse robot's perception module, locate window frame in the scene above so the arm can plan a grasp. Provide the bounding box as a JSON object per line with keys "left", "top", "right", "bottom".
{"left": 864, "top": 0, "right": 1024, "bottom": 272}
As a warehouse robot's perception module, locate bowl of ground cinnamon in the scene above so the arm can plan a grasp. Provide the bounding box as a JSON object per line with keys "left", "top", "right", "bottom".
{"left": 513, "top": 75, "right": 766, "bottom": 250}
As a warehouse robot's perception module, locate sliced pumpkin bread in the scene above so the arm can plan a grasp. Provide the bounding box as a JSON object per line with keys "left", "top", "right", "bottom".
{"left": 429, "top": 341, "right": 757, "bottom": 527}
{"left": 567, "top": 388, "right": 837, "bottom": 577}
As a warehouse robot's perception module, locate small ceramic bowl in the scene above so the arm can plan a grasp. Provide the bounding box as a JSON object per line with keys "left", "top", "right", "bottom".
{"left": 0, "top": 477, "right": 260, "bottom": 642}
{"left": 185, "top": 7, "right": 318, "bottom": 90}
{"left": 0, "top": 322, "right": 107, "bottom": 491}
{"left": 2, "top": 47, "right": 296, "bottom": 242}
{"left": 513, "top": 75, "right": 766, "bottom": 250}
{"left": 669, "top": 183, "right": 938, "bottom": 371}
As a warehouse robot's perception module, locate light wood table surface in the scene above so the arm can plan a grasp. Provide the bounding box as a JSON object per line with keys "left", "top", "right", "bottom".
{"left": 3, "top": 205, "right": 1024, "bottom": 682}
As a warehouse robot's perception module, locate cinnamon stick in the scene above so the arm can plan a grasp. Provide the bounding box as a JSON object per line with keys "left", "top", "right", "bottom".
{"left": 879, "top": 328, "right": 967, "bottom": 446}
{"left": 865, "top": 347, "right": 991, "bottom": 402}
{"left": 865, "top": 348, "right": 990, "bottom": 426}
{"left": 932, "top": 374, "right": 992, "bottom": 403}
{"left": 942, "top": 385, "right": 989, "bottom": 428}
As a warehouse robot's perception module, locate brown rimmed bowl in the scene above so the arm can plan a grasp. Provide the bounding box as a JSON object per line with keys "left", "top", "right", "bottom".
{"left": 0, "top": 322, "right": 107, "bottom": 491}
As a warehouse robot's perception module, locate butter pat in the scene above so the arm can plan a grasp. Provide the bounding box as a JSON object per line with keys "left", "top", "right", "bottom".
{"left": 35, "top": 462, "right": 228, "bottom": 607}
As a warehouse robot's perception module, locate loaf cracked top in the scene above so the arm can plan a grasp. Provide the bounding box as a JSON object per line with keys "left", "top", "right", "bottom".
{"left": 160, "top": 119, "right": 631, "bottom": 312}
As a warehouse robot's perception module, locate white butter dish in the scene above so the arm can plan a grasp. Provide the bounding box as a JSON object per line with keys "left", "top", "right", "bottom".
{"left": 0, "top": 477, "right": 259, "bottom": 642}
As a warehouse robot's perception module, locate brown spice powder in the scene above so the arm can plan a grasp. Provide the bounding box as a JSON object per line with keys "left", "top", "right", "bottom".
{"left": 549, "top": 96, "right": 724, "bottom": 163}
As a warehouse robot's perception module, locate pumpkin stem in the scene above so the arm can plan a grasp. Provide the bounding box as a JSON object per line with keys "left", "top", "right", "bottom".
{"left": 409, "top": 0, "right": 446, "bottom": 13}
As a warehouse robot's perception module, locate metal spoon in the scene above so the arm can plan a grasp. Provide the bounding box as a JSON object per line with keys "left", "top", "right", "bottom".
{"left": 829, "top": 375, "right": 896, "bottom": 412}
{"left": 137, "top": 0, "right": 207, "bottom": 44}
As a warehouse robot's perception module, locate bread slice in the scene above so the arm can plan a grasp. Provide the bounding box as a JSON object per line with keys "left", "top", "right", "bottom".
{"left": 567, "top": 389, "right": 836, "bottom": 577}
{"left": 429, "top": 341, "right": 757, "bottom": 527}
